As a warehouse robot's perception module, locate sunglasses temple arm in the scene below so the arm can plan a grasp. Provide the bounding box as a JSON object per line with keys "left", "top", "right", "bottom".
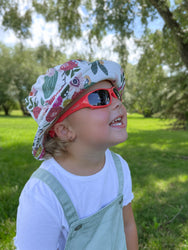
{"left": 48, "top": 97, "right": 88, "bottom": 138}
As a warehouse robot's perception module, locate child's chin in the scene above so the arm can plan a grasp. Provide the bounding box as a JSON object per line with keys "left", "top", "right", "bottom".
{"left": 117, "top": 133, "right": 128, "bottom": 144}
{"left": 111, "top": 135, "right": 128, "bottom": 147}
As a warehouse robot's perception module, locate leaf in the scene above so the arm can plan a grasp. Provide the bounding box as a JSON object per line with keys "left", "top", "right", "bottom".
{"left": 61, "top": 85, "right": 70, "bottom": 99}
{"left": 91, "top": 61, "right": 98, "bottom": 74}
{"left": 65, "top": 70, "right": 70, "bottom": 76}
{"left": 41, "top": 97, "right": 44, "bottom": 105}
{"left": 42, "top": 71, "right": 58, "bottom": 99}
{"left": 98, "top": 62, "right": 108, "bottom": 75}
{"left": 26, "top": 97, "right": 32, "bottom": 109}
{"left": 71, "top": 70, "right": 74, "bottom": 78}
{"left": 73, "top": 68, "right": 80, "bottom": 72}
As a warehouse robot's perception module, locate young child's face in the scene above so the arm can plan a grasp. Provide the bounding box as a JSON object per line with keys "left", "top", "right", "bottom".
{"left": 64, "top": 80, "right": 128, "bottom": 150}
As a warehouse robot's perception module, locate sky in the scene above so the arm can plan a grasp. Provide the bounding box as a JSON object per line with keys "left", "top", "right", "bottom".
{"left": 0, "top": 2, "right": 165, "bottom": 65}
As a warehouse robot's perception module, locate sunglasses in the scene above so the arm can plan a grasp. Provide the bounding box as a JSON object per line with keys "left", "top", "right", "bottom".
{"left": 49, "top": 87, "right": 121, "bottom": 137}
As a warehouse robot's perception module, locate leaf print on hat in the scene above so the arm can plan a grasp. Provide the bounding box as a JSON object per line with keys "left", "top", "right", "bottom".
{"left": 60, "top": 61, "right": 80, "bottom": 77}
{"left": 61, "top": 85, "right": 70, "bottom": 99}
{"left": 98, "top": 61, "right": 108, "bottom": 75}
{"left": 42, "top": 71, "right": 58, "bottom": 99}
{"left": 91, "top": 61, "right": 98, "bottom": 74}
{"left": 90, "top": 60, "right": 108, "bottom": 75}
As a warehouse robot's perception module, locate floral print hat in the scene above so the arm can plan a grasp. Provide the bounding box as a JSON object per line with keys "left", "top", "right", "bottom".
{"left": 25, "top": 60, "right": 125, "bottom": 160}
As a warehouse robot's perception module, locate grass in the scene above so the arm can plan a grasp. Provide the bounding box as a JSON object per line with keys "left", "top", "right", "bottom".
{"left": 0, "top": 111, "right": 188, "bottom": 249}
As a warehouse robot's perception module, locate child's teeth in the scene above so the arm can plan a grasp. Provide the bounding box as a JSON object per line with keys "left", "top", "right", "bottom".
{"left": 110, "top": 117, "right": 123, "bottom": 126}
{"left": 112, "top": 118, "right": 121, "bottom": 123}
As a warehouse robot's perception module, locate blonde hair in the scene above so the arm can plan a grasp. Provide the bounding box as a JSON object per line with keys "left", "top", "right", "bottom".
{"left": 43, "top": 133, "right": 69, "bottom": 159}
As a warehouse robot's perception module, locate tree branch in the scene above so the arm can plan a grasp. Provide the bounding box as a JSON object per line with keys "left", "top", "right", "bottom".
{"left": 150, "top": 0, "right": 188, "bottom": 69}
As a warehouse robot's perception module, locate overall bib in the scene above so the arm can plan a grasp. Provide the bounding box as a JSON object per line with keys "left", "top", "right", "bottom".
{"left": 32, "top": 151, "right": 127, "bottom": 250}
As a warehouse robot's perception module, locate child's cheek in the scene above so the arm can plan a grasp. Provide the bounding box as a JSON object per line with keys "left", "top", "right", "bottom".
{"left": 91, "top": 109, "right": 110, "bottom": 124}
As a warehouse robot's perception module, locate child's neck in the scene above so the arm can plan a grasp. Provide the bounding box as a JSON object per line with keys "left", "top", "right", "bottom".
{"left": 54, "top": 148, "right": 106, "bottom": 176}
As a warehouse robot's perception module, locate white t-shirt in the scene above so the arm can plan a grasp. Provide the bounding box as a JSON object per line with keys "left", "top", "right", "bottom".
{"left": 14, "top": 149, "right": 134, "bottom": 250}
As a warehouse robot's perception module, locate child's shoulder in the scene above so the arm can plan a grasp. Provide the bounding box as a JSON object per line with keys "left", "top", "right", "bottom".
{"left": 20, "top": 158, "right": 59, "bottom": 201}
{"left": 107, "top": 149, "right": 129, "bottom": 168}
{"left": 19, "top": 158, "right": 65, "bottom": 218}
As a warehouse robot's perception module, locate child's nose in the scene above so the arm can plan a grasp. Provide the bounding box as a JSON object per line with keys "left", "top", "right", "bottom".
{"left": 111, "top": 96, "right": 122, "bottom": 110}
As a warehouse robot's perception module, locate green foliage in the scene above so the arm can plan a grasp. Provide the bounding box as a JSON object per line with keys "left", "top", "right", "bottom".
{"left": 1, "top": 2, "right": 32, "bottom": 39}
{"left": 0, "top": 43, "right": 68, "bottom": 115}
{"left": 160, "top": 72, "right": 188, "bottom": 129}
{"left": 0, "top": 0, "right": 187, "bottom": 123}
{"left": 43, "top": 71, "right": 58, "bottom": 99}
{"left": 32, "top": 0, "right": 82, "bottom": 40}
{"left": 135, "top": 30, "right": 188, "bottom": 127}
{"left": 35, "top": 42, "right": 67, "bottom": 69}
{"left": 124, "top": 61, "right": 164, "bottom": 118}
{"left": 11, "top": 45, "right": 41, "bottom": 115}
{"left": 0, "top": 114, "right": 188, "bottom": 249}
{"left": 0, "top": 1, "right": 188, "bottom": 68}
{"left": 0, "top": 43, "right": 17, "bottom": 115}
{"left": 135, "top": 31, "right": 167, "bottom": 117}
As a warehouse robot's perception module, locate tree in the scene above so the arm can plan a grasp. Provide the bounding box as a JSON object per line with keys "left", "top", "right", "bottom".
{"left": 161, "top": 72, "right": 188, "bottom": 129}
{"left": 0, "top": 1, "right": 32, "bottom": 39}
{"left": 124, "top": 59, "right": 165, "bottom": 118}
{"left": 10, "top": 45, "right": 40, "bottom": 115}
{"left": 0, "top": 42, "right": 68, "bottom": 115}
{"left": 136, "top": 32, "right": 167, "bottom": 117}
{"left": 1, "top": 1, "right": 187, "bottom": 69}
{"left": 149, "top": 0, "right": 188, "bottom": 69}
{"left": 12, "top": 43, "right": 67, "bottom": 115}
{"left": 136, "top": 29, "right": 188, "bottom": 126}
{"left": 0, "top": 43, "right": 16, "bottom": 115}
{"left": 35, "top": 41, "right": 67, "bottom": 69}
{"left": 0, "top": 0, "right": 187, "bottom": 125}
{"left": 31, "top": 0, "right": 188, "bottom": 69}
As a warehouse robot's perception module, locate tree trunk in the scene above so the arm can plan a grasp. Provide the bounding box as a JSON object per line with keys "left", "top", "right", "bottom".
{"left": 2, "top": 104, "right": 10, "bottom": 116}
{"left": 19, "top": 99, "right": 30, "bottom": 116}
{"left": 150, "top": 0, "right": 188, "bottom": 69}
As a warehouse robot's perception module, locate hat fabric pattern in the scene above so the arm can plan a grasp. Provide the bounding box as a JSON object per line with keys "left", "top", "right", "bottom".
{"left": 25, "top": 60, "right": 125, "bottom": 160}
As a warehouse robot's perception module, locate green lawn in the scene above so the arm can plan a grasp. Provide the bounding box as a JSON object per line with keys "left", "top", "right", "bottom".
{"left": 0, "top": 111, "right": 188, "bottom": 249}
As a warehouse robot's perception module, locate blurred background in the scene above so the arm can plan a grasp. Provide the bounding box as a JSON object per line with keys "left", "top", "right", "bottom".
{"left": 0, "top": 0, "right": 187, "bottom": 128}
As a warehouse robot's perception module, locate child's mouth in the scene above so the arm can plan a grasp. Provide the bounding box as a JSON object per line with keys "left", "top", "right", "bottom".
{"left": 109, "top": 116, "right": 125, "bottom": 127}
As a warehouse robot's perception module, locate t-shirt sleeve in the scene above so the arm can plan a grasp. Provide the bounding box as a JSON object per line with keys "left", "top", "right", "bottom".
{"left": 14, "top": 179, "right": 66, "bottom": 250}
{"left": 118, "top": 155, "right": 134, "bottom": 206}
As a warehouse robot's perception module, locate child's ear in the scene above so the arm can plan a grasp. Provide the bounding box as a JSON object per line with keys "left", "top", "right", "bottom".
{"left": 54, "top": 122, "right": 76, "bottom": 142}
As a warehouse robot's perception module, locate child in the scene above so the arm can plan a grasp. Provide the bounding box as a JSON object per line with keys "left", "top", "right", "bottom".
{"left": 14, "top": 60, "right": 138, "bottom": 249}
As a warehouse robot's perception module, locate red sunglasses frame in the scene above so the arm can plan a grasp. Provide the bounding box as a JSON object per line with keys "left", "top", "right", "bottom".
{"left": 49, "top": 86, "right": 121, "bottom": 137}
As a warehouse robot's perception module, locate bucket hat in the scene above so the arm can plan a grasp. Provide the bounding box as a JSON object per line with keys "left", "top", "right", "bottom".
{"left": 25, "top": 60, "right": 125, "bottom": 160}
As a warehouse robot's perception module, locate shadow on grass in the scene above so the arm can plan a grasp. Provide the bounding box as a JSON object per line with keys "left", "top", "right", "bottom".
{"left": 112, "top": 130, "right": 188, "bottom": 249}
{"left": 0, "top": 115, "right": 30, "bottom": 119}
{"left": 0, "top": 143, "right": 40, "bottom": 222}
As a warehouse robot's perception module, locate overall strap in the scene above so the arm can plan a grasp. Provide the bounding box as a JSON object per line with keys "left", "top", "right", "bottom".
{"left": 31, "top": 168, "right": 79, "bottom": 225}
{"left": 110, "top": 151, "right": 124, "bottom": 195}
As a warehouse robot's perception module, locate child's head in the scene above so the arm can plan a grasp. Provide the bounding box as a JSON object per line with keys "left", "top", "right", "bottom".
{"left": 26, "top": 60, "right": 126, "bottom": 160}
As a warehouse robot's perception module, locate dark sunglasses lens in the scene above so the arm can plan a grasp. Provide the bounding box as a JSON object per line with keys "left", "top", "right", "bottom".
{"left": 113, "top": 88, "right": 121, "bottom": 100}
{"left": 88, "top": 90, "right": 110, "bottom": 106}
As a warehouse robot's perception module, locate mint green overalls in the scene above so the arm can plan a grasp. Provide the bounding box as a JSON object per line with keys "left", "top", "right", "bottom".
{"left": 32, "top": 151, "right": 127, "bottom": 249}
